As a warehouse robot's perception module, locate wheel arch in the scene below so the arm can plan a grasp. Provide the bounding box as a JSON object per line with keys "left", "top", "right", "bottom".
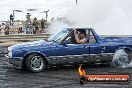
{"left": 115, "top": 46, "right": 132, "bottom": 53}
{"left": 22, "top": 52, "right": 49, "bottom": 68}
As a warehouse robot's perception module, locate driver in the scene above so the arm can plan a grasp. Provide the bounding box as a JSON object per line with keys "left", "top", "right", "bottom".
{"left": 74, "top": 29, "right": 87, "bottom": 44}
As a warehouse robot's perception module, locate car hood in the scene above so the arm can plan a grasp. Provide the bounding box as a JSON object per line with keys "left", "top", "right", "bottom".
{"left": 8, "top": 40, "right": 56, "bottom": 51}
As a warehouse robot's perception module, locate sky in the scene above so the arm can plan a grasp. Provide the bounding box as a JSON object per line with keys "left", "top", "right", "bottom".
{"left": 0, "top": 0, "right": 75, "bottom": 21}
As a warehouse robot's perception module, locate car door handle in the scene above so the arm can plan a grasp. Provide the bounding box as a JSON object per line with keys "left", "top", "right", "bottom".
{"left": 101, "top": 47, "right": 105, "bottom": 52}
{"left": 86, "top": 46, "right": 89, "bottom": 48}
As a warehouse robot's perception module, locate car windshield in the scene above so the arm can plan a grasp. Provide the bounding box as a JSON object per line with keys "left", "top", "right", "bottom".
{"left": 48, "top": 28, "right": 71, "bottom": 43}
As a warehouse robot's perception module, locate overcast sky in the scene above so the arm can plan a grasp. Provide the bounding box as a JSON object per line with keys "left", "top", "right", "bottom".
{"left": 0, "top": 0, "right": 76, "bottom": 21}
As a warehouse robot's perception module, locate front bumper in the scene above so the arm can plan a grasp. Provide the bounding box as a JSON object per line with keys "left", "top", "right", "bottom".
{"left": 5, "top": 54, "right": 23, "bottom": 67}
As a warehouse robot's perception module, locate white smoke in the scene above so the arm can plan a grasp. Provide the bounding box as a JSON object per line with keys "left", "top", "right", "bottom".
{"left": 112, "top": 49, "right": 132, "bottom": 68}
{"left": 66, "top": 0, "right": 132, "bottom": 35}
{"left": 48, "top": 20, "right": 70, "bottom": 34}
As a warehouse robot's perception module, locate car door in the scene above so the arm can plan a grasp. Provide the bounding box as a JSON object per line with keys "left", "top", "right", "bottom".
{"left": 55, "top": 29, "right": 90, "bottom": 64}
{"left": 89, "top": 29, "right": 110, "bottom": 62}
{"left": 55, "top": 43, "right": 90, "bottom": 64}
{"left": 90, "top": 44, "right": 114, "bottom": 62}
{"left": 88, "top": 29, "right": 101, "bottom": 62}
{"left": 89, "top": 43, "right": 102, "bottom": 62}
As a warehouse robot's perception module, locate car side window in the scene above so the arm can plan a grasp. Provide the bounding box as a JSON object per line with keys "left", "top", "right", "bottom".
{"left": 63, "top": 32, "right": 76, "bottom": 44}
{"left": 63, "top": 29, "right": 95, "bottom": 44}
{"left": 89, "top": 30, "right": 97, "bottom": 44}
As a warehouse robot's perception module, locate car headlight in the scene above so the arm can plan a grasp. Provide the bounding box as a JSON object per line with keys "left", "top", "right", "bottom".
{"left": 8, "top": 51, "right": 12, "bottom": 58}
{"left": 8, "top": 47, "right": 13, "bottom": 58}
{"left": 8, "top": 46, "right": 13, "bottom": 51}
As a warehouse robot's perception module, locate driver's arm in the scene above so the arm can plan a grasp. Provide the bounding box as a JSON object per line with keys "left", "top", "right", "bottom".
{"left": 75, "top": 37, "right": 87, "bottom": 44}
{"left": 74, "top": 30, "right": 87, "bottom": 44}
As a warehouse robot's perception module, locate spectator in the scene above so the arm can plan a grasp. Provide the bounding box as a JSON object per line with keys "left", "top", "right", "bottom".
{"left": 40, "top": 18, "right": 45, "bottom": 33}
{"left": 32, "top": 17, "right": 39, "bottom": 34}
{"left": 18, "top": 27, "right": 22, "bottom": 34}
{"left": 0, "top": 24, "right": 1, "bottom": 34}
{"left": 1, "top": 23, "right": 5, "bottom": 35}
{"left": 4, "top": 26, "right": 9, "bottom": 35}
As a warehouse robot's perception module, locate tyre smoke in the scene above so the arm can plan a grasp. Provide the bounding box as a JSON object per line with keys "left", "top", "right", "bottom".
{"left": 112, "top": 49, "right": 132, "bottom": 68}
{"left": 66, "top": 0, "right": 132, "bottom": 35}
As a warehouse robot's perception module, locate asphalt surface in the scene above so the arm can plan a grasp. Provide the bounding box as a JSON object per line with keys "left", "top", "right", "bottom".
{"left": 0, "top": 47, "right": 132, "bottom": 88}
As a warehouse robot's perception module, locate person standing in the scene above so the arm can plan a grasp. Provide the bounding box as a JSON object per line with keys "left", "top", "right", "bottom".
{"left": 32, "top": 17, "right": 39, "bottom": 34}
{"left": 40, "top": 18, "right": 45, "bottom": 33}
{"left": 4, "top": 26, "right": 9, "bottom": 35}
{"left": 0, "top": 24, "right": 1, "bottom": 34}
{"left": 1, "top": 23, "right": 5, "bottom": 35}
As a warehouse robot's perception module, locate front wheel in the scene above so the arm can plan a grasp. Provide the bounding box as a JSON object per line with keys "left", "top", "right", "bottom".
{"left": 26, "top": 54, "right": 46, "bottom": 72}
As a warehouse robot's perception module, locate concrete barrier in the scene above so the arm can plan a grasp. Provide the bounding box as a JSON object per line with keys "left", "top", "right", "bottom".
{"left": 0, "top": 33, "right": 50, "bottom": 41}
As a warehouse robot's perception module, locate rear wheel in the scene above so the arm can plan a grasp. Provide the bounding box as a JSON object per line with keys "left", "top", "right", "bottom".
{"left": 26, "top": 54, "right": 46, "bottom": 72}
{"left": 111, "top": 49, "right": 132, "bottom": 68}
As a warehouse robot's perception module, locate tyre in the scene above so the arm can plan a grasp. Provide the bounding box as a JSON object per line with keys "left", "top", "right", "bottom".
{"left": 26, "top": 54, "right": 45, "bottom": 72}
{"left": 111, "top": 49, "right": 132, "bottom": 68}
